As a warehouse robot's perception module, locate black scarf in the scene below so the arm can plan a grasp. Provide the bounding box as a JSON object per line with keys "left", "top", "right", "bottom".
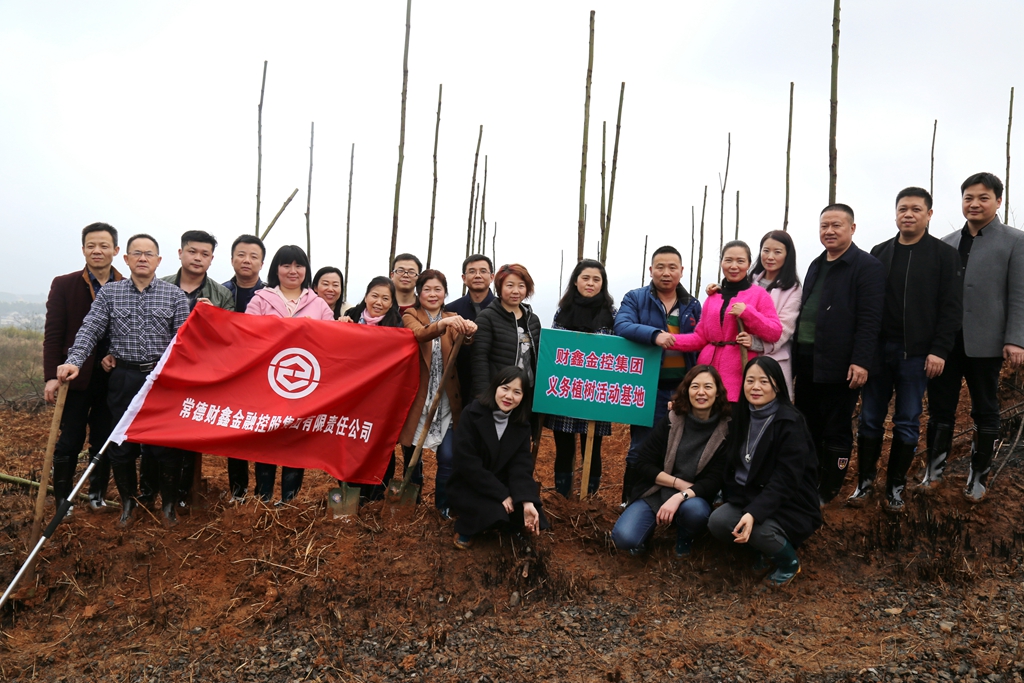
{"left": 719, "top": 278, "right": 752, "bottom": 324}
{"left": 554, "top": 290, "right": 615, "bottom": 332}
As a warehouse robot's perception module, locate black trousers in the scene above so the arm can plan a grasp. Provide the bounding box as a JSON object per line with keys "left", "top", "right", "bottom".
{"left": 53, "top": 363, "right": 113, "bottom": 495}
{"left": 106, "top": 366, "right": 186, "bottom": 466}
{"left": 794, "top": 352, "right": 860, "bottom": 453}
{"left": 927, "top": 334, "right": 1003, "bottom": 433}
{"left": 553, "top": 431, "right": 603, "bottom": 479}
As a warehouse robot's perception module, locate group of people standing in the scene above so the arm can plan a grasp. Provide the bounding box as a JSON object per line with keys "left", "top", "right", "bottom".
{"left": 44, "top": 171, "right": 1022, "bottom": 586}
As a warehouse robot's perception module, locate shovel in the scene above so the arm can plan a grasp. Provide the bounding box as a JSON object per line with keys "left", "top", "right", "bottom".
{"left": 737, "top": 319, "right": 749, "bottom": 367}
{"left": 327, "top": 481, "right": 361, "bottom": 519}
{"left": 386, "top": 334, "right": 465, "bottom": 507}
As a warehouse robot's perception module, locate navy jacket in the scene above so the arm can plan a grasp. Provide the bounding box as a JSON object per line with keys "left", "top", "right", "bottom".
{"left": 614, "top": 282, "right": 701, "bottom": 376}
{"left": 447, "top": 290, "right": 496, "bottom": 397}
{"left": 797, "top": 243, "right": 884, "bottom": 382}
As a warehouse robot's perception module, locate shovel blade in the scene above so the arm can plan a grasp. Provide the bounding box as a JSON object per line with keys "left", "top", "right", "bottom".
{"left": 385, "top": 478, "right": 421, "bottom": 507}
{"left": 328, "top": 484, "right": 360, "bottom": 518}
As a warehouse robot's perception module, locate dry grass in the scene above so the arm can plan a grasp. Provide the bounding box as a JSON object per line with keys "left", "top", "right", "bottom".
{"left": 0, "top": 327, "right": 44, "bottom": 409}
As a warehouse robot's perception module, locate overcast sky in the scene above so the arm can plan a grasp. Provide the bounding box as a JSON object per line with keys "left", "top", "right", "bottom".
{"left": 1, "top": 1, "right": 1020, "bottom": 322}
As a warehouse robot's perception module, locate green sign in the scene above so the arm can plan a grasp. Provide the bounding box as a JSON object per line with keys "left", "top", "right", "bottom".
{"left": 533, "top": 328, "right": 662, "bottom": 427}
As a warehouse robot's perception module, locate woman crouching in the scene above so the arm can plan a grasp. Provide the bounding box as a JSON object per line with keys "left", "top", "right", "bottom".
{"left": 447, "top": 366, "right": 549, "bottom": 549}
{"left": 707, "top": 356, "right": 821, "bottom": 586}
{"left": 612, "top": 365, "right": 730, "bottom": 558}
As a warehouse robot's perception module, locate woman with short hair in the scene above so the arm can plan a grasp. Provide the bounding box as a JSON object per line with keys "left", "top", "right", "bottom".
{"left": 611, "top": 365, "right": 731, "bottom": 557}
{"left": 707, "top": 356, "right": 822, "bottom": 586}
{"left": 312, "top": 266, "right": 345, "bottom": 320}
{"left": 400, "top": 269, "right": 476, "bottom": 517}
{"left": 245, "top": 245, "right": 335, "bottom": 504}
{"left": 447, "top": 366, "right": 549, "bottom": 549}
{"left": 471, "top": 264, "right": 542, "bottom": 399}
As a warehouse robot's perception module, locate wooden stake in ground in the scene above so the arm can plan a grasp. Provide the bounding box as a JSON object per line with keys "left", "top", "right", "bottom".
{"left": 577, "top": 10, "right": 595, "bottom": 263}
{"left": 427, "top": 84, "right": 442, "bottom": 269}
{"left": 390, "top": 0, "right": 413, "bottom": 272}
{"left": 28, "top": 383, "right": 68, "bottom": 579}
{"left": 1006, "top": 86, "right": 1014, "bottom": 224}
{"left": 604, "top": 82, "right": 625, "bottom": 265}
{"left": 828, "top": 0, "right": 841, "bottom": 204}
{"left": 344, "top": 143, "right": 354, "bottom": 303}
{"left": 784, "top": 81, "right": 794, "bottom": 232}
{"left": 735, "top": 190, "right": 740, "bottom": 240}
{"left": 261, "top": 189, "right": 298, "bottom": 241}
{"left": 690, "top": 206, "right": 696, "bottom": 293}
{"left": 305, "top": 122, "right": 314, "bottom": 262}
{"left": 640, "top": 235, "right": 648, "bottom": 286}
{"left": 696, "top": 186, "right": 708, "bottom": 294}
{"left": 255, "top": 60, "right": 267, "bottom": 234}
{"left": 599, "top": 121, "right": 607, "bottom": 265}
{"left": 464, "top": 125, "right": 484, "bottom": 293}
{"left": 718, "top": 133, "right": 731, "bottom": 257}
{"left": 580, "top": 422, "right": 597, "bottom": 501}
{"left": 930, "top": 119, "right": 937, "bottom": 199}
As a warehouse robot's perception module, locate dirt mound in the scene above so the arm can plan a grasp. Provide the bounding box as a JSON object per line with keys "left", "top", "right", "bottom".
{"left": 2, "top": 373, "right": 1023, "bottom": 681}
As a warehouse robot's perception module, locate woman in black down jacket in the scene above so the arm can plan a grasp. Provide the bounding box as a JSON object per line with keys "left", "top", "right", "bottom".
{"left": 707, "top": 356, "right": 822, "bottom": 586}
{"left": 471, "top": 263, "right": 542, "bottom": 399}
{"left": 447, "top": 366, "right": 549, "bottom": 549}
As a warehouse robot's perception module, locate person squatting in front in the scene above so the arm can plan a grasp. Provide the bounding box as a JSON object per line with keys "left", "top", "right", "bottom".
{"left": 708, "top": 356, "right": 822, "bottom": 586}
{"left": 447, "top": 366, "right": 548, "bottom": 549}
{"left": 611, "top": 365, "right": 730, "bottom": 558}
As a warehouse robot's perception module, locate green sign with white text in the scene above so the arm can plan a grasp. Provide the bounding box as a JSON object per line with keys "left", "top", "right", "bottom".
{"left": 532, "top": 328, "right": 662, "bottom": 427}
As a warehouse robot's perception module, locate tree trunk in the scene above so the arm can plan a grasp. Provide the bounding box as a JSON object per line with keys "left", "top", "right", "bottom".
{"left": 828, "top": 0, "right": 841, "bottom": 204}
{"left": 463, "top": 125, "right": 483, "bottom": 293}
{"left": 696, "top": 186, "right": 708, "bottom": 294}
{"left": 640, "top": 235, "right": 648, "bottom": 287}
{"left": 784, "top": 81, "right": 793, "bottom": 231}
{"left": 604, "top": 81, "right": 625, "bottom": 266}
{"left": 390, "top": 0, "right": 413, "bottom": 272}
{"left": 690, "top": 205, "right": 695, "bottom": 293}
{"left": 577, "top": 10, "right": 595, "bottom": 263}
{"left": 471, "top": 182, "right": 480, "bottom": 257}
{"left": 1007, "top": 86, "right": 1014, "bottom": 224}
{"left": 930, "top": 119, "right": 937, "bottom": 199}
{"left": 479, "top": 156, "right": 488, "bottom": 252}
{"left": 492, "top": 221, "right": 497, "bottom": 265}
{"left": 344, "top": 143, "right": 355, "bottom": 303}
{"left": 261, "top": 189, "right": 298, "bottom": 241}
{"left": 427, "top": 84, "right": 442, "bottom": 269}
{"left": 305, "top": 121, "right": 314, "bottom": 262}
{"left": 256, "top": 60, "right": 267, "bottom": 234}
{"left": 718, "top": 133, "right": 731, "bottom": 258}
{"left": 599, "top": 121, "right": 607, "bottom": 265}
{"left": 735, "top": 190, "right": 740, "bottom": 240}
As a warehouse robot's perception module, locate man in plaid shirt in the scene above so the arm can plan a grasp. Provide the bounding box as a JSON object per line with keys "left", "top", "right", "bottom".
{"left": 58, "top": 234, "right": 191, "bottom": 529}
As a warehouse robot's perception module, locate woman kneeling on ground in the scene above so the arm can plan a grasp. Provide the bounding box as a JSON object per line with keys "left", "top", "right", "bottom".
{"left": 611, "top": 365, "right": 730, "bottom": 558}
{"left": 707, "top": 356, "right": 822, "bottom": 586}
{"left": 447, "top": 366, "right": 549, "bottom": 549}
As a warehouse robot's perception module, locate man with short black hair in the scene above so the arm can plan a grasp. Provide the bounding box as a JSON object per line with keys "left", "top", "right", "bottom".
{"left": 391, "top": 253, "right": 423, "bottom": 314}
{"left": 447, "top": 254, "right": 496, "bottom": 396}
{"left": 57, "top": 234, "right": 191, "bottom": 529}
{"left": 848, "top": 188, "right": 962, "bottom": 512}
{"left": 614, "top": 245, "right": 701, "bottom": 505}
{"left": 43, "top": 223, "right": 124, "bottom": 514}
{"left": 924, "top": 172, "right": 1024, "bottom": 501}
{"left": 223, "top": 234, "right": 266, "bottom": 313}
{"left": 795, "top": 204, "right": 884, "bottom": 506}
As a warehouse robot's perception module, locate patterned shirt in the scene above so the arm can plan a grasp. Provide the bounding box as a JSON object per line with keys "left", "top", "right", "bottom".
{"left": 66, "top": 276, "right": 190, "bottom": 367}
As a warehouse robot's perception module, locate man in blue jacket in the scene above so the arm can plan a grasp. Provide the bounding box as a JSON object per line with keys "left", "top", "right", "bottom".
{"left": 925, "top": 172, "right": 1024, "bottom": 501}
{"left": 794, "top": 204, "right": 885, "bottom": 505}
{"left": 614, "top": 245, "right": 701, "bottom": 505}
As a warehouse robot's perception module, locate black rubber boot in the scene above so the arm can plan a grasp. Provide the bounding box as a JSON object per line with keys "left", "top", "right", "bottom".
{"left": 111, "top": 462, "right": 138, "bottom": 529}
{"left": 765, "top": 541, "right": 801, "bottom": 586}
{"left": 51, "top": 459, "right": 77, "bottom": 510}
{"left": 178, "top": 453, "right": 196, "bottom": 508}
{"left": 919, "top": 422, "right": 953, "bottom": 491}
{"left": 227, "top": 458, "right": 249, "bottom": 500}
{"left": 278, "top": 467, "right": 304, "bottom": 505}
{"left": 964, "top": 429, "right": 999, "bottom": 502}
{"left": 254, "top": 462, "right": 277, "bottom": 502}
{"left": 137, "top": 453, "right": 159, "bottom": 507}
{"left": 884, "top": 438, "right": 918, "bottom": 513}
{"left": 554, "top": 472, "right": 572, "bottom": 498}
{"left": 159, "top": 456, "right": 183, "bottom": 528}
{"left": 847, "top": 435, "right": 882, "bottom": 507}
{"left": 587, "top": 476, "right": 601, "bottom": 496}
{"left": 88, "top": 450, "right": 111, "bottom": 512}
{"left": 818, "top": 447, "right": 853, "bottom": 505}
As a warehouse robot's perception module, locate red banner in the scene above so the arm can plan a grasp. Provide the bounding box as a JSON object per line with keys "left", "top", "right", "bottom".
{"left": 109, "top": 305, "right": 420, "bottom": 484}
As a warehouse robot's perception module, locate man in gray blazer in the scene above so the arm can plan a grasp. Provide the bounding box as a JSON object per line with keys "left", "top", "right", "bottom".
{"left": 923, "top": 172, "right": 1024, "bottom": 501}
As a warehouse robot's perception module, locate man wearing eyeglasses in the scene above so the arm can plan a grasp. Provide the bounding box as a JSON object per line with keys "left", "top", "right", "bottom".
{"left": 391, "top": 253, "right": 423, "bottom": 315}
{"left": 56, "top": 234, "right": 190, "bottom": 530}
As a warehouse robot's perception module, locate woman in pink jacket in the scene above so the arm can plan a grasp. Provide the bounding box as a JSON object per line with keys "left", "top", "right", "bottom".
{"left": 245, "top": 245, "right": 335, "bottom": 504}
{"left": 670, "top": 241, "right": 782, "bottom": 402}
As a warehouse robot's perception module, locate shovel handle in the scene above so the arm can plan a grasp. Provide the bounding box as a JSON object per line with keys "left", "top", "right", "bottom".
{"left": 403, "top": 334, "right": 465, "bottom": 482}
{"left": 737, "top": 319, "right": 749, "bottom": 368}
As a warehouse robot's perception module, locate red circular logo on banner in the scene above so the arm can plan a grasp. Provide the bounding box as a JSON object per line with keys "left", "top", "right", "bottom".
{"left": 268, "top": 348, "right": 321, "bottom": 399}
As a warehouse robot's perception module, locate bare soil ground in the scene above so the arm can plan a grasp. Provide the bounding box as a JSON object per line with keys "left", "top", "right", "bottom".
{"left": 1, "top": 372, "right": 1023, "bottom": 682}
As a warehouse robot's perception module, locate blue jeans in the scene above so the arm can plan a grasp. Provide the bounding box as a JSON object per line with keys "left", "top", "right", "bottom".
{"left": 859, "top": 341, "right": 928, "bottom": 444}
{"left": 611, "top": 496, "right": 711, "bottom": 551}
{"left": 626, "top": 387, "right": 673, "bottom": 465}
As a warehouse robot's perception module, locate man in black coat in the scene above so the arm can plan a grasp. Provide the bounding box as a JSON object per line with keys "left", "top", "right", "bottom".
{"left": 848, "top": 188, "right": 962, "bottom": 512}
{"left": 446, "top": 254, "right": 495, "bottom": 401}
{"left": 793, "top": 204, "right": 885, "bottom": 505}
